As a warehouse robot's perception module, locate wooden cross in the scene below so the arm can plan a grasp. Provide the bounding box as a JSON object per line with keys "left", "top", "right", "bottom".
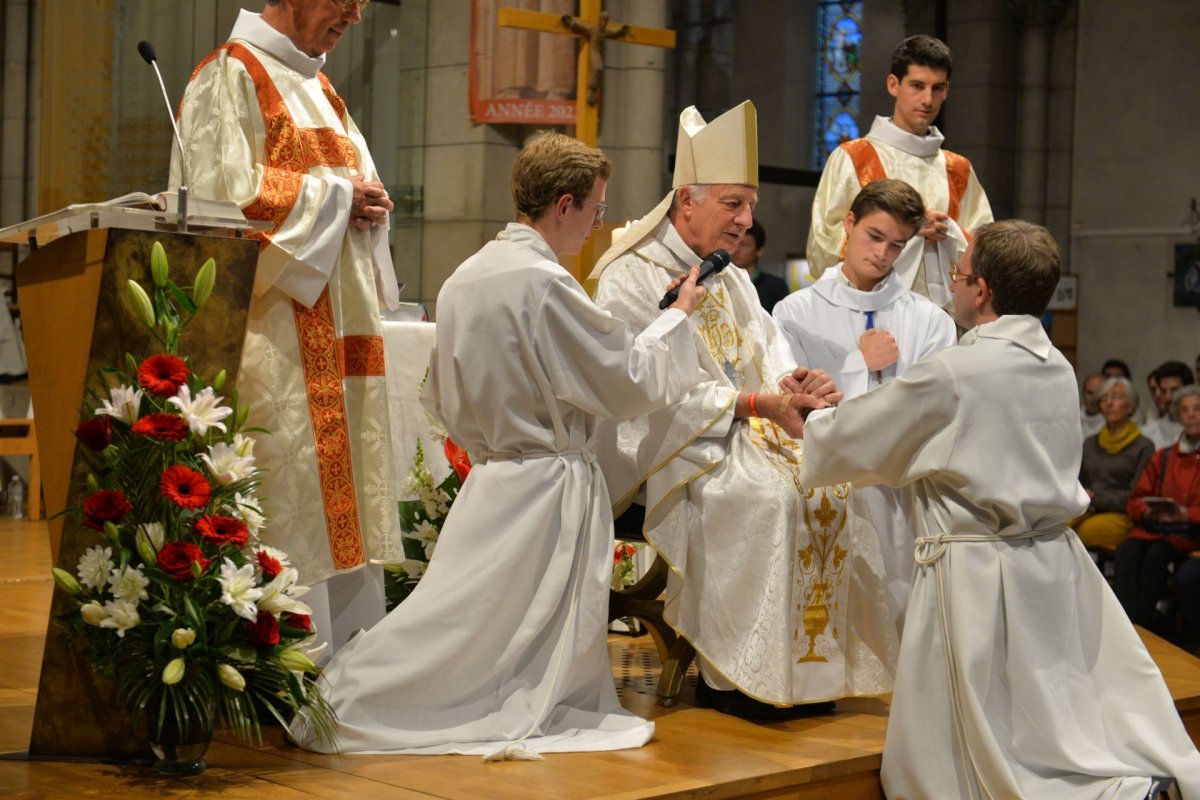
{"left": 497, "top": 0, "right": 676, "bottom": 146}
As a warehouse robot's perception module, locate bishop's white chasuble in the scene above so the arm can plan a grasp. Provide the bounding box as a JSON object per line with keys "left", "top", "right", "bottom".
{"left": 593, "top": 219, "right": 897, "bottom": 705}
{"left": 172, "top": 11, "right": 401, "bottom": 585}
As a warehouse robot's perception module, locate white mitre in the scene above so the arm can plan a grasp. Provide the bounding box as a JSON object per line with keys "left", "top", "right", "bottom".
{"left": 587, "top": 101, "right": 759, "bottom": 283}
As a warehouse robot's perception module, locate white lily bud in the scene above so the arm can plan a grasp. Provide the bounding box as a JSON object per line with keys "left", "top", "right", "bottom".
{"left": 170, "top": 627, "right": 196, "bottom": 649}
{"left": 217, "top": 663, "right": 245, "bottom": 692}
{"left": 162, "top": 657, "right": 185, "bottom": 685}
{"left": 80, "top": 601, "right": 107, "bottom": 626}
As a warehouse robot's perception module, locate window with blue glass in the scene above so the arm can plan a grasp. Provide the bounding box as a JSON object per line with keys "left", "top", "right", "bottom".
{"left": 813, "top": 1, "right": 863, "bottom": 169}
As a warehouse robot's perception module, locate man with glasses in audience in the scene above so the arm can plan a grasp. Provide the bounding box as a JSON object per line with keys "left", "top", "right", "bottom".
{"left": 172, "top": 0, "right": 401, "bottom": 657}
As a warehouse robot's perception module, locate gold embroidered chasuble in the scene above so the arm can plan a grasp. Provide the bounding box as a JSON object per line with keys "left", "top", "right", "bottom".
{"left": 592, "top": 220, "right": 897, "bottom": 703}
{"left": 172, "top": 20, "right": 400, "bottom": 583}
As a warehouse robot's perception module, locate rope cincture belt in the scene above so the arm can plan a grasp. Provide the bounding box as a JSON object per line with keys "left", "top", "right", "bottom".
{"left": 913, "top": 522, "right": 1070, "bottom": 800}
{"left": 477, "top": 448, "right": 594, "bottom": 464}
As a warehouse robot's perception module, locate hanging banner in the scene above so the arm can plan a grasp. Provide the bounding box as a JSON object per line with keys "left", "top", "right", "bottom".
{"left": 469, "top": 0, "right": 578, "bottom": 125}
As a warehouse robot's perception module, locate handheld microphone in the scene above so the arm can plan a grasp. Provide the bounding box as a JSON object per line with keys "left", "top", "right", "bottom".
{"left": 658, "top": 249, "right": 731, "bottom": 309}
{"left": 138, "top": 40, "right": 188, "bottom": 232}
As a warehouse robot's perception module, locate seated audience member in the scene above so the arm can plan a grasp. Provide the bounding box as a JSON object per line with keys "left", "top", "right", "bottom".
{"left": 1079, "top": 371, "right": 1105, "bottom": 437}
{"left": 1101, "top": 358, "right": 1131, "bottom": 380}
{"left": 1074, "top": 376, "right": 1154, "bottom": 550}
{"left": 732, "top": 220, "right": 790, "bottom": 313}
{"left": 1142, "top": 360, "right": 1196, "bottom": 449}
{"left": 1116, "top": 385, "right": 1200, "bottom": 634}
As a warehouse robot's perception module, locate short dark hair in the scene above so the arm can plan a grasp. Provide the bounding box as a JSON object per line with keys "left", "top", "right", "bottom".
{"left": 1102, "top": 358, "right": 1132, "bottom": 379}
{"left": 890, "top": 35, "right": 953, "bottom": 81}
{"left": 849, "top": 179, "right": 925, "bottom": 238}
{"left": 970, "top": 220, "right": 1061, "bottom": 317}
{"left": 746, "top": 220, "right": 766, "bottom": 250}
{"left": 1154, "top": 360, "right": 1195, "bottom": 386}
{"left": 510, "top": 132, "right": 611, "bottom": 221}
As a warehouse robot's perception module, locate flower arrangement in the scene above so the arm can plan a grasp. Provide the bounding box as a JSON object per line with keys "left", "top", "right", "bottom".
{"left": 611, "top": 542, "right": 639, "bottom": 590}
{"left": 383, "top": 436, "right": 469, "bottom": 610}
{"left": 50, "top": 242, "right": 336, "bottom": 761}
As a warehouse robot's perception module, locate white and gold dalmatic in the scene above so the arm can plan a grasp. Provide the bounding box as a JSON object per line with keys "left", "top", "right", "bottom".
{"left": 590, "top": 103, "right": 897, "bottom": 704}
{"left": 171, "top": 11, "right": 401, "bottom": 584}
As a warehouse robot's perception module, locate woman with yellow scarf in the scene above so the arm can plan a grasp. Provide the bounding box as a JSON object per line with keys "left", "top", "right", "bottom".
{"left": 1075, "top": 376, "right": 1155, "bottom": 549}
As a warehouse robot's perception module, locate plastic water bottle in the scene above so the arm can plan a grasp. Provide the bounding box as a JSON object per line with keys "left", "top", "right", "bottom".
{"left": 7, "top": 476, "right": 24, "bottom": 519}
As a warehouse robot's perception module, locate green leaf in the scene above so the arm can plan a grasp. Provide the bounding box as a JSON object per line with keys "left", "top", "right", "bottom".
{"left": 167, "top": 281, "right": 197, "bottom": 315}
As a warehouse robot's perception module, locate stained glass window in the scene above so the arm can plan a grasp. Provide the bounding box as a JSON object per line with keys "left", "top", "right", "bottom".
{"left": 813, "top": 1, "right": 864, "bottom": 169}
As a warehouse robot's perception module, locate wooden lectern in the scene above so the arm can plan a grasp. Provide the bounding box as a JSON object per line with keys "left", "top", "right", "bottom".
{"left": 1, "top": 208, "right": 260, "bottom": 759}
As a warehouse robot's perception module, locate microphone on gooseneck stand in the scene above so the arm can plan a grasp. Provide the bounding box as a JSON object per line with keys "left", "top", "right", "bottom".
{"left": 138, "top": 39, "right": 188, "bottom": 233}
{"left": 658, "top": 248, "right": 732, "bottom": 310}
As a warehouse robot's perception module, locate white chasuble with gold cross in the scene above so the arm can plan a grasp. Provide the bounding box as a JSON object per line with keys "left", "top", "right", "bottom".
{"left": 172, "top": 11, "right": 401, "bottom": 586}
{"left": 592, "top": 219, "right": 897, "bottom": 704}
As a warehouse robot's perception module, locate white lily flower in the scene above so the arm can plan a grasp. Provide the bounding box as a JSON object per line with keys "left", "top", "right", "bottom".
{"left": 95, "top": 385, "right": 143, "bottom": 425}
{"left": 99, "top": 599, "right": 141, "bottom": 637}
{"left": 200, "top": 441, "right": 255, "bottom": 485}
{"left": 77, "top": 545, "right": 114, "bottom": 592}
{"left": 107, "top": 564, "right": 150, "bottom": 603}
{"left": 217, "top": 558, "right": 263, "bottom": 621}
{"left": 257, "top": 567, "right": 313, "bottom": 615}
{"left": 233, "top": 433, "right": 255, "bottom": 458}
{"left": 404, "top": 519, "right": 439, "bottom": 559}
{"left": 398, "top": 559, "right": 427, "bottom": 579}
{"left": 227, "top": 493, "right": 267, "bottom": 536}
{"left": 168, "top": 384, "right": 233, "bottom": 437}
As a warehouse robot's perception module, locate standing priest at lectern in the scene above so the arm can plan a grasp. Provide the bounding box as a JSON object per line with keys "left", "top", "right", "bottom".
{"left": 170, "top": 0, "right": 401, "bottom": 655}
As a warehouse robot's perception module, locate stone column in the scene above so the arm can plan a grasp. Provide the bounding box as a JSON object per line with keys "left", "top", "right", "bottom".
{"left": 1007, "top": 0, "right": 1071, "bottom": 223}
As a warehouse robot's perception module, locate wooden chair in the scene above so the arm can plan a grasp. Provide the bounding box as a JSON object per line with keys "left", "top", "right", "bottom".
{"left": 608, "top": 504, "right": 696, "bottom": 706}
{"left": 0, "top": 418, "right": 42, "bottom": 520}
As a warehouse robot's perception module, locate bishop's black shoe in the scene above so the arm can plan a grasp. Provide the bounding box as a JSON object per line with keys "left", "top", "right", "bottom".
{"left": 693, "top": 678, "right": 836, "bottom": 721}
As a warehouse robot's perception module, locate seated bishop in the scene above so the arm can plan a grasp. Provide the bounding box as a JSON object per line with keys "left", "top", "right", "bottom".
{"left": 589, "top": 101, "right": 898, "bottom": 718}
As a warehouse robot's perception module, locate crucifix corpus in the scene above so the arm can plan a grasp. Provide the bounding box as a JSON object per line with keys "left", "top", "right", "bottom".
{"left": 497, "top": 1, "right": 676, "bottom": 146}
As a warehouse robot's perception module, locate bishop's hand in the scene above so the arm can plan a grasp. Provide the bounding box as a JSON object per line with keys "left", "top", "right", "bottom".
{"left": 779, "top": 366, "right": 843, "bottom": 407}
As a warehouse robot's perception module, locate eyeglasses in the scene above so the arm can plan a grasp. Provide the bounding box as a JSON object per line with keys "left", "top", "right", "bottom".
{"left": 329, "top": 0, "right": 370, "bottom": 10}
{"left": 948, "top": 264, "right": 979, "bottom": 284}
{"left": 583, "top": 198, "right": 608, "bottom": 224}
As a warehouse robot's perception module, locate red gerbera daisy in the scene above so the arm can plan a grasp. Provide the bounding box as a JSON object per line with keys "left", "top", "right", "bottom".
{"left": 138, "top": 353, "right": 189, "bottom": 397}
{"left": 195, "top": 514, "right": 249, "bottom": 549}
{"left": 131, "top": 413, "right": 190, "bottom": 442}
{"left": 160, "top": 465, "right": 212, "bottom": 509}
{"left": 256, "top": 550, "right": 283, "bottom": 581}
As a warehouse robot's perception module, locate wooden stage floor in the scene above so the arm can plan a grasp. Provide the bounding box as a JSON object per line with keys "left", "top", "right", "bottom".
{"left": 3, "top": 518, "right": 1199, "bottom": 799}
